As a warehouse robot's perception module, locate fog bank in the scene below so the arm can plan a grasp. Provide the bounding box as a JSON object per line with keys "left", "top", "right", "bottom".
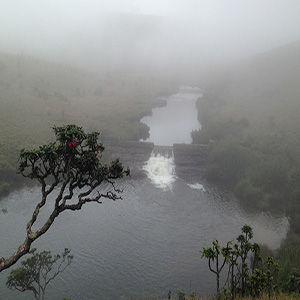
{"left": 1, "top": 0, "right": 300, "bottom": 71}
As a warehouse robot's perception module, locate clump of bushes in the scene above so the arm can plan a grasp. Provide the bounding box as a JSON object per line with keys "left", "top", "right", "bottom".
{"left": 201, "top": 225, "right": 300, "bottom": 300}
{"left": 192, "top": 114, "right": 300, "bottom": 235}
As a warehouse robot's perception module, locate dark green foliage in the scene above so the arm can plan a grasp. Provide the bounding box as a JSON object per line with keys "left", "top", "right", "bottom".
{"left": 276, "top": 243, "right": 300, "bottom": 293}
{"left": 248, "top": 256, "right": 279, "bottom": 298}
{"left": 194, "top": 113, "right": 300, "bottom": 232}
{"left": 234, "top": 178, "right": 264, "bottom": 207}
{"left": 288, "top": 270, "right": 300, "bottom": 294}
{"left": 177, "top": 290, "right": 186, "bottom": 300}
{"left": 7, "top": 248, "right": 73, "bottom": 300}
{"left": 201, "top": 225, "right": 280, "bottom": 299}
{"left": 250, "top": 158, "right": 290, "bottom": 194}
{"left": 137, "top": 122, "right": 150, "bottom": 140}
{"left": 191, "top": 119, "right": 246, "bottom": 145}
{"left": 19, "top": 124, "right": 129, "bottom": 183}
{"left": 0, "top": 154, "right": 22, "bottom": 197}
{"left": 205, "top": 139, "right": 258, "bottom": 188}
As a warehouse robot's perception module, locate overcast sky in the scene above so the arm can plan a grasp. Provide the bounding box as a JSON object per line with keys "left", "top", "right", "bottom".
{"left": 1, "top": 0, "right": 300, "bottom": 70}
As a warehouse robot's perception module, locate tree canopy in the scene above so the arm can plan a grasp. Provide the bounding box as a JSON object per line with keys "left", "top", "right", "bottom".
{"left": 0, "top": 124, "right": 129, "bottom": 272}
{"left": 7, "top": 248, "right": 73, "bottom": 300}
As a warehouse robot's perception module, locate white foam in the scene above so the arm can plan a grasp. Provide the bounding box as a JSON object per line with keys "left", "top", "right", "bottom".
{"left": 143, "top": 153, "right": 176, "bottom": 189}
{"left": 188, "top": 183, "right": 205, "bottom": 191}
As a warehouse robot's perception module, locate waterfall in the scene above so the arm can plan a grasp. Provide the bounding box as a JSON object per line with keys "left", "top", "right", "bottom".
{"left": 142, "top": 146, "right": 176, "bottom": 189}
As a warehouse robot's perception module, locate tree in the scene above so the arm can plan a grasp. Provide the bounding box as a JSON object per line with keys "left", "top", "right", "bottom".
{"left": 0, "top": 124, "right": 129, "bottom": 272}
{"left": 201, "top": 239, "right": 231, "bottom": 300}
{"left": 247, "top": 256, "right": 279, "bottom": 298}
{"left": 6, "top": 248, "right": 73, "bottom": 300}
{"left": 236, "top": 224, "right": 255, "bottom": 296}
{"left": 201, "top": 225, "right": 279, "bottom": 299}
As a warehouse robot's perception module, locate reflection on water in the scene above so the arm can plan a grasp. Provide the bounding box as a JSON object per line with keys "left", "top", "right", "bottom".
{"left": 141, "top": 86, "right": 202, "bottom": 146}
{"left": 0, "top": 169, "right": 288, "bottom": 300}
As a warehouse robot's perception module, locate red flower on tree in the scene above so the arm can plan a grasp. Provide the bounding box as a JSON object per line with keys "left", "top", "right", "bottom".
{"left": 68, "top": 140, "right": 77, "bottom": 149}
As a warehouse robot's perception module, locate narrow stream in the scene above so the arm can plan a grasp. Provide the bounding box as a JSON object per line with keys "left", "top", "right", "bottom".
{"left": 141, "top": 86, "right": 202, "bottom": 146}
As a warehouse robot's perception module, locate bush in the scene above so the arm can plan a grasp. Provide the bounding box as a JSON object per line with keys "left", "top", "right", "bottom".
{"left": 0, "top": 182, "right": 11, "bottom": 197}
{"left": 207, "top": 140, "right": 258, "bottom": 188}
{"left": 234, "top": 178, "right": 264, "bottom": 207}
{"left": 191, "top": 119, "right": 246, "bottom": 145}
{"left": 250, "top": 158, "right": 290, "bottom": 194}
{"left": 276, "top": 244, "right": 300, "bottom": 293}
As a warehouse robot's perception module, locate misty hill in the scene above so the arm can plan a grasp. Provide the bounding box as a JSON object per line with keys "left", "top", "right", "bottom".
{"left": 203, "top": 39, "right": 300, "bottom": 134}
{"left": 66, "top": 13, "right": 165, "bottom": 70}
{"left": 47, "top": 12, "right": 207, "bottom": 73}
{"left": 194, "top": 40, "right": 300, "bottom": 235}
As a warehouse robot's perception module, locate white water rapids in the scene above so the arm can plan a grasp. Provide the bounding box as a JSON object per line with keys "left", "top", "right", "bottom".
{"left": 143, "top": 151, "right": 176, "bottom": 190}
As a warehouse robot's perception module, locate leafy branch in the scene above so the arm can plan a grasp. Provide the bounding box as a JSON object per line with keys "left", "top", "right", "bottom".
{"left": 0, "top": 124, "right": 129, "bottom": 272}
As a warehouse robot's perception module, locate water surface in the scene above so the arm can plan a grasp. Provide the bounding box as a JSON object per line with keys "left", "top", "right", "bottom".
{"left": 141, "top": 86, "right": 202, "bottom": 146}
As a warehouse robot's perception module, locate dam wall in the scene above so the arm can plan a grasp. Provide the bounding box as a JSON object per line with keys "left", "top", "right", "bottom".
{"left": 173, "top": 143, "right": 209, "bottom": 168}
{"left": 107, "top": 141, "right": 154, "bottom": 165}
{"left": 173, "top": 143, "right": 209, "bottom": 177}
{"left": 106, "top": 140, "right": 209, "bottom": 170}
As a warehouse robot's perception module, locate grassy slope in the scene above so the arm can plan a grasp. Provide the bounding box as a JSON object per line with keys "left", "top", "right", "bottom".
{"left": 0, "top": 52, "right": 178, "bottom": 196}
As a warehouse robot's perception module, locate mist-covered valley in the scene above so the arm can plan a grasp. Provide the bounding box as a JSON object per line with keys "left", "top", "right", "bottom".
{"left": 1, "top": 1, "right": 300, "bottom": 299}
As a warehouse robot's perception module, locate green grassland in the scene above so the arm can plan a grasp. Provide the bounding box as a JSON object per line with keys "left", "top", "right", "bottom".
{"left": 0, "top": 51, "right": 178, "bottom": 196}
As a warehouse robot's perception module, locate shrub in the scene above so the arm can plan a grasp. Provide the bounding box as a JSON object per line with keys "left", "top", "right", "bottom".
{"left": 234, "top": 178, "right": 264, "bottom": 207}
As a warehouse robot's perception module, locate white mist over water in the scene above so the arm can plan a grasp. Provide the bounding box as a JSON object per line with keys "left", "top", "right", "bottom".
{"left": 143, "top": 151, "right": 176, "bottom": 189}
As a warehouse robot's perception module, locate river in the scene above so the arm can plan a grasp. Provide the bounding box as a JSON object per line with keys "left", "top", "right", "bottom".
{"left": 140, "top": 86, "right": 202, "bottom": 146}
{"left": 0, "top": 87, "right": 288, "bottom": 300}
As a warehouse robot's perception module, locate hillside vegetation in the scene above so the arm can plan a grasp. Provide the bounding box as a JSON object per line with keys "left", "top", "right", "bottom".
{"left": 0, "top": 52, "right": 177, "bottom": 196}
{"left": 192, "top": 40, "right": 300, "bottom": 238}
